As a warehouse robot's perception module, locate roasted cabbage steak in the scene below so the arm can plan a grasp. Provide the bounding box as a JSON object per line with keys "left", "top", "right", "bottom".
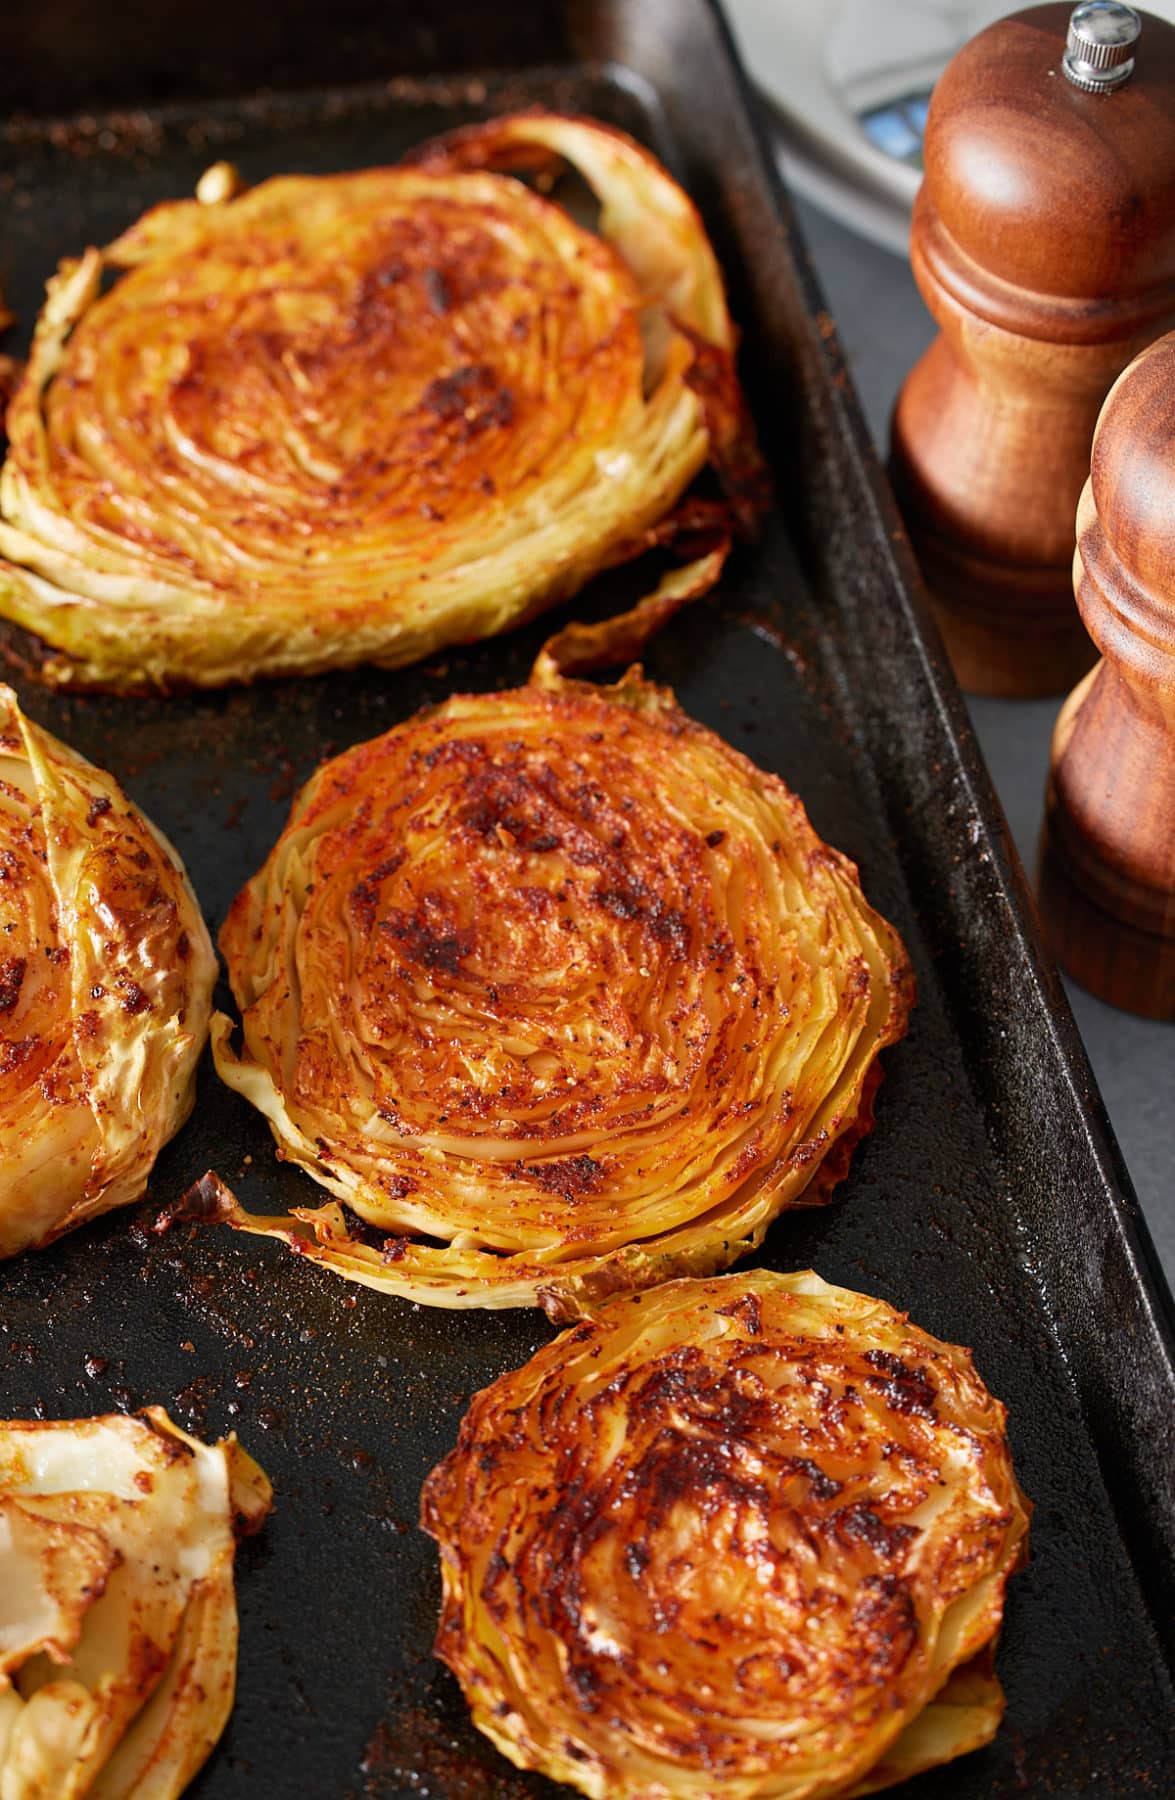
{"left": 422, "top": 1269, "right": 1031, "bottom": 1799}
{"left": 0, "top": 114, "right": 762, "bottom": 690}
{"left": 0, "top": 685, "right": 215, "bottom": 1257}
{"left": 211, "top": 660, "right": 913, "bottom": 1313}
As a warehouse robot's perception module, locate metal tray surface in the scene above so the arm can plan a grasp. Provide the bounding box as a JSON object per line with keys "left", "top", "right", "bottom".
{"left": 1, "top": 5, "right": 1173, "bottom": 1796}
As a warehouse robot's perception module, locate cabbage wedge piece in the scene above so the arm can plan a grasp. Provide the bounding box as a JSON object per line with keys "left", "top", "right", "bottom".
{"left": 211, "top": 659, "right": 914, "bottom": 1315}
{"left": 0, "top": 113, "right": 763, "bottom": 692}
{"left": 0, "top": 685, "right": 216, "bottom": 1258}
{"left": 422, "top": 1270, "right": 1031, "bottom": 1799}
{"left": 0, "top": 1409, "right": 271, "bottom": 1800}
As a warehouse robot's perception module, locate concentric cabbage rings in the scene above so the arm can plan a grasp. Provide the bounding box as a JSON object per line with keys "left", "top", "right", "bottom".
{"left": 0, "top": 684, "right": 216, "bottom": 1256}
{"left": 0, "top": 114, "right": 760, "bottom": 691}
{"left": 211, "top": 660, "right": 913, "bottom": 1314}
{"left": 422, "top": 1269, "right": 1031, "bottom": 1799}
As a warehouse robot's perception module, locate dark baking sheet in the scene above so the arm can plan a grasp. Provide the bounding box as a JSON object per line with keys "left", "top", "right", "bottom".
{"left": 2, "top": 4, "right": 1174, "bottom": 1795}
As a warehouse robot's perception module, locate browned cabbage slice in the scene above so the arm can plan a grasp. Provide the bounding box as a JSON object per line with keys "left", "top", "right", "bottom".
{"left": 0, "top": 1408, "right": 271, "bottom": 1799}
{"left": 421, "top": 1269, "right": 1031, "bottom": 1799}
{"left": 0, "top": 114, "right": 762, "bottom": 691}
{"left": 211, "top": 662, "right": 913, "bottom": 1314}
{"left": 0, "top": 685, "right": 216, "bottom": 1257}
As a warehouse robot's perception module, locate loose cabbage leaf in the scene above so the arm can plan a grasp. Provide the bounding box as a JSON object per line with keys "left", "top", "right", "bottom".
{"left": 0, "top": 1410, "right": 271, "bottom": 1800}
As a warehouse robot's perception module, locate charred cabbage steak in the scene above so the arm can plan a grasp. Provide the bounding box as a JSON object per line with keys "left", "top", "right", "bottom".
{"left": 211, "top": 656, "right": 913, "bottom": 1314}
{"left": 422, "top": 1269, "right": 1031, "bottom": 1799}
{"left": 0, "top": 114, "right": 763, "bottom": 690}
{"left": 0, "top": 685, "right": 215, "bottom": 1257}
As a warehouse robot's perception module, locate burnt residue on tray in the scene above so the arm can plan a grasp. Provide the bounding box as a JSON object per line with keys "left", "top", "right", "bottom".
{"left": 0, "top": 7, "right": 1173, "bottom": 1800}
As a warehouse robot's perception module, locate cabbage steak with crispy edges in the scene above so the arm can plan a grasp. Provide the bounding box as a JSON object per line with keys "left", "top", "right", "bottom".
{"left": 210, "top": 661, "right": 913, "bottom": 1314}
{"left": 0, "top": 1408, "right": 271, "bottom": 1798}
{"left": 0, "top": 684, "right": 215, "bottom": 1257}
{"left": 0, "top": 114, "right": 763, "bottom": 692}
{"left": 422, "top": 1269, "right": 1031, "bottom": 1800}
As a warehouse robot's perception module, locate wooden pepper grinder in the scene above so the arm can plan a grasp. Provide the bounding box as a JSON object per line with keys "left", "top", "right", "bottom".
{"left": 890, "top": 2, "right": 1175, "bottom": 696}
{"left": 1038, "top": 332, "right": 1175, "bottom": 1018}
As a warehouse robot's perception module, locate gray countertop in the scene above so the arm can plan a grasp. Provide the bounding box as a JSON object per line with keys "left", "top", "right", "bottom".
{"left": 793, "top": 195, "right": 1174, "bottom": 1286}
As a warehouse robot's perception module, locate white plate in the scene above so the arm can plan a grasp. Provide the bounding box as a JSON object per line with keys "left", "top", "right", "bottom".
{"left": 724, "top": 0, "right": 1173, "bottom": 254}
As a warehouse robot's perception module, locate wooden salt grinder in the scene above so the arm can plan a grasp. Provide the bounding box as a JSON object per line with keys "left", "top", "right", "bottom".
{"left": 1038, "top": 332, "right": 1175, "bottom": 1017}
{"left": 890, "top": 3, "right": 1175, "bottom": 696}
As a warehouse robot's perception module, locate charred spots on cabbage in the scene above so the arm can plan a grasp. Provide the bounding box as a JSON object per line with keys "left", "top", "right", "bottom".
{"left": 615, "top": 1346, "right": 704, "bottom": 1418}
{"left": 420, "top": 363, "right": 515, "bottom": 438}
{"left": 706, "top": 930, "right": 736, "bottom": 972}
{"left": 593, "top": 879, "right": 690, "bottom": 958}
{"left": 348, "top": 851, "right": 407, "bottom": 931}
{"left": 480, "top": 1546, "right": 513, "bottom": 1625}
{"left": 423, "top": 267, "right": 452, "bottom": 315}
{"left": 566, "top": 1659, "right": 603, "bottom": 1714}
{"left": 830, "top": 1500, "right": 918, "bottom": 1562}
{"left": 116, "top": 975, "right": 152, "bottom": 1016}
{"left": 863, "top": 1349, "right": 938, "bottom": 1420}
{"left": 729, "top": 1136, "right": 766, "bottom": 1183}
{"left": 734, "top": 1650, "right": 803, "bottom": 1696}
{"left": 0, "top": 1034, "right": 36, "bottom": 1075}
{"left": 379, "top": 1173, "right": 418, "bottom": 1201}
{"left": 619, "top": 1429, "right": 769, "bottom": 1531}
{"left": 852, "top": 1573, "right": 918, "bottom": 1677}
{"left": 0, "top": 954, "right": 26, "bottom": 1014}
{"left": 594, "top": 885, "right": 639, "bottom": 922}
{"left": 381, "top": 894, "right": 474, "bottom": 975}
{"left": 459, "top": 762, "right": 565, "bottom": 853}
{"left": 624, "top": 1541, "right": 650, "bottom": 1582}
{"left": 715, "top": 1290, "right": 763, "bottom": 1334}
{"left": 789, "top": 1129, "right": 831, "bottom": 1170}
{"left": 354, "top": 249, "right": 408, "bottom": 295}
{"left": 783, "top": 1456, "right": 843, "bottom": 1502}
{"left": 843, "top": 957, "right": 871, "bottom": 1003}
{"left": 512, "top": 1155, "right": 605, "bottom": 1203}
{"left": 628, "top": 1360, "right": 770, "bottom": 1446}
{"left": 418, "top": 735, "right": 487, "bottom": 774}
